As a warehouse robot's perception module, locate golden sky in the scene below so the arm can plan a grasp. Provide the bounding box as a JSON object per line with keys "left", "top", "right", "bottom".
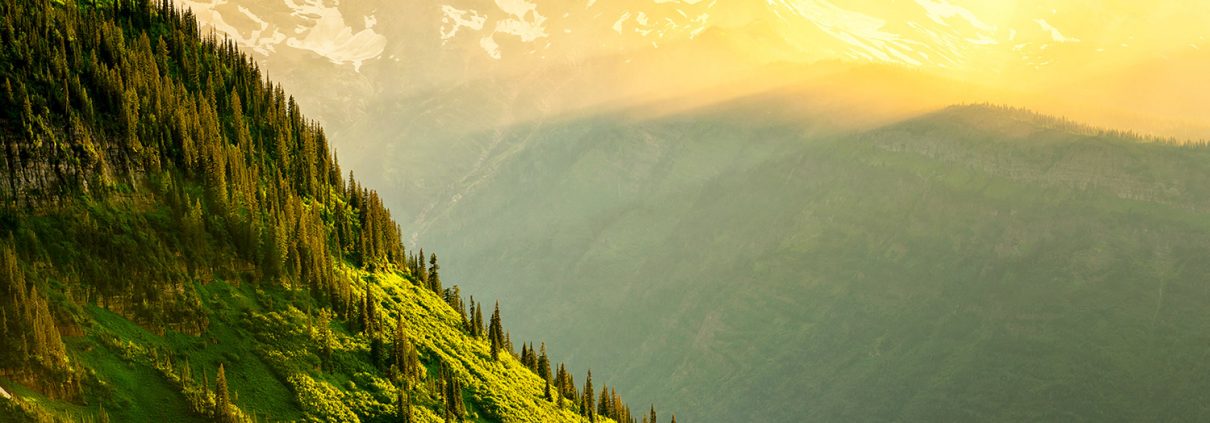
{"left": 178, "top": 0, "right": 1210, "bottom": 139}
{"left": 761, "top": 0, "right": 1207, "bottom": 83}
{"left": 680, "top": 0, "right": 1210, "bottom": 139}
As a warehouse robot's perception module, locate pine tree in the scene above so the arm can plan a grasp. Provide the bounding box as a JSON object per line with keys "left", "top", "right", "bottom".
{"left": 538, "top": 343, "right": 551, "bottom": 382}
{"left": 473, "top": 303, "right": 484, "bottom": 338}
{"left": 428, "top": 253, "right": 441, "bottom": 294}
{"left": 598, "top": 385, "right": 610, "bottom": 416}
{"left": 489, "top": 302, "right": 502, "bottom": 361}
{"left": 583, "top": 370, "right": 595, "bottom": 421}
{"left": 397, "top": 388, "right": 412, "bottom": 423}
{"left": 544, "top": 375, "right": 553, "bottom": 402}
{"left": 214, "top": 363, "right": 234, "bottom": 422}
{"left": 440, "top": 364, "right": 466, "bottom": 421}
{"left": 415, "top": 248, "right": 427, "bottom": 285}
{"left": 649, "top": 405, "right": 657, "bottom": 423}
{"left": 392, "top": 317, "right": 420, "bottom": 385}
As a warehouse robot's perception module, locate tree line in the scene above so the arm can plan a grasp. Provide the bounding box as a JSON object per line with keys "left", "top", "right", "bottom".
{"left": 0, "top": 0, "right": 673, "bottom": 420}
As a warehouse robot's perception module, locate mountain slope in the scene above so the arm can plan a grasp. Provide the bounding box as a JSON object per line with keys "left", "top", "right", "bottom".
{"left": 0, "top": 1, "right": 653, "bottom": 421}
{"left": 416, "top": 103, "right": 1210, "bottom": 422}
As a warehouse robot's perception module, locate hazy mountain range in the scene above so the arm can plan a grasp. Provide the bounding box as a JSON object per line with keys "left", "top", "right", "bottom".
{"left": 173, "top": 0, "right": 1210, "bottom": 421}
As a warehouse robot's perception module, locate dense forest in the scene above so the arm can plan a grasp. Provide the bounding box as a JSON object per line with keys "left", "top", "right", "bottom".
{"left": 0, "top": 0, "right": 669, "bottom": 421}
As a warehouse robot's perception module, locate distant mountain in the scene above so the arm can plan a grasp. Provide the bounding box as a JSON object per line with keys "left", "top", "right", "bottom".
{"left": 171, "top": 0, "right": 1210, "bottom": 232}
{"left": 0, "top": 1, "right": 657, "bottom": 421}
{"left": 415, "top": 103, "right": 1210, "bottom": 421}
{"left": 165, "top": 1, "right": 1210, "bottom": 422}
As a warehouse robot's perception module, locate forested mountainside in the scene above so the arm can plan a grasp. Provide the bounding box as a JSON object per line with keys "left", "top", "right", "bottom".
{"left": 416, "top": 101, "right": 1210, "bottom": 421}
{"left": 0, "top": 1, "right": 665, "bottom": 421}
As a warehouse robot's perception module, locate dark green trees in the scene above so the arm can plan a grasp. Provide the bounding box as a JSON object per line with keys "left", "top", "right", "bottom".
{"left": 0, "top": 0, "right": 673, "bottom": 420}
{"left": 397, "top": 388, "right": 412, "bottom": 423}
{"left": 582, "top": 370, "right": 594, "bottom": 421}
{"left": 440, "top": 365, "right": 467, "bottom": 421}
{"left": 214, "top": 363, "right": 234, "bottom": 422}
{"left": 489, "top": 302, "right": 503, "bottom": 360}
{"left": 427, "top": 253, "right": 441, "bottom": 294}
{"left": 392, "top": 317, "right": 421, "bottom": 386}
{"left": 538, "top": 343, "right": 553, "bottom": 401}
{"left": 0, "top": 244, "right": 71, "bottom": 397}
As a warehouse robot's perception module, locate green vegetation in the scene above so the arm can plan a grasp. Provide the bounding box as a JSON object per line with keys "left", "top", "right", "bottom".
{"left": 0, "top": 0, "right": 656, "bottom": 421}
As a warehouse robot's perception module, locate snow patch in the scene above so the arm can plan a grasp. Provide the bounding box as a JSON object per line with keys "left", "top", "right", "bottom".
{"left": 441, "top": 5, "right": 487, "bottom": 40}
{"left": 176, "top": 0, "right": 287, "bottom": 55}
{"left": 283, "top": 0, "right": 387, "bottom": 72}
{"left": 915, "top": 0, "right": 995, "bottom": 31}
{"left": 493, "top": 0, "right": 548, "bottom": 42}
{"left": 480, "top": 35, "right": 502, "bottom": 59}
{"left": 1035, "top": 18, "right": 1080, "bottom": 43}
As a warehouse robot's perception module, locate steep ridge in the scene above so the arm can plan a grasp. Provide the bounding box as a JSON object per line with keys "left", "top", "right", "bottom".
{"left": 0, "top": 1, "right": 661, "bottom": 421}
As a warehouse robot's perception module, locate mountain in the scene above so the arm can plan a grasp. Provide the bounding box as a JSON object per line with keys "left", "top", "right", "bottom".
{"left": 0, "top": 1, "right": 659, "bottom": 421}
{"left": 156, "top": 1, "right": 1210, "bottom": 422}
{"left": 414, "top": 102, "right": 1210, "bottom": 421}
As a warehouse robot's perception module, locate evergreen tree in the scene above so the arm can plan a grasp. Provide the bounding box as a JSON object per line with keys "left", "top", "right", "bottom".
{"left": 397, "top": 388, "right": 412, "bottom": 423}
{"left": 214, "top": 363, "right": 234, "bottom": 422}
{"left": 649, "top": 405, "right": 657, "bottom": 423}
{"left": 473, "top": 303, "right": 484, "bottom": 338}
{"left": 489, "top": 302, "right": 502, "bottom": 361}
{"left": 467, "top": 297, "right": 478, "bottom": 337}
{"left": 415, "top": 248, "right": 427, "bottom": 285}
{"left": 538, "top": 343, "right": 551, "bottom": 383}
{"left": 544, "top": 375, "right": 553, "bottom": 402}
{"left": 599, "top": 385, "right": 610, "bottom": 416}
{"left": 392, "top": 317, "right": 421, "bottom": 385}
{"left": 428, "top": 253, "right": 441, "bottom": 294}
{"left": 441, "top": 364, "right": 467, "bottom": 421}
{"left": 583, "top": 370, "right": 594, "bottom": 421}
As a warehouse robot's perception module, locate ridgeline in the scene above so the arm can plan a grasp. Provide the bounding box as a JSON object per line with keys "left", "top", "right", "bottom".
{"left": 0, "top": 0, "right": 664, "bottom": 421}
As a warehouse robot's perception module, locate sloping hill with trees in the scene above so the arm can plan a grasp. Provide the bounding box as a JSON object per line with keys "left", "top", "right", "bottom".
{"left": 0, "top": 0, "right": 663, "bottom": 421}
{"left": 413, "top": 100, "right": 1210, "bottom": 421}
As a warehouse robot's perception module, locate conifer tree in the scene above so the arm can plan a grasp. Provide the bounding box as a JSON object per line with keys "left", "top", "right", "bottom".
{"left": 415, "top": 248, "right": 427, "bottom": 285}
{"left": 397, "top": 388, "right": 412, "bottom": 423}
{"left": 214, "top": 363, "right": 234, "bottom": 422}
{"left": 473, "top": 303, "right": 484, "bottom": 338}
{"left": 538, "top": 343, "right": 551, "bottom": 382}
{"left": 599, "top": 385, "right": 610, "bottom": 416}
{"left": 583, "top": 370, "right": 595, "bottom": 421}
{"left": 489, "top": 302, "right": 502, "bottom": 360}
{"left": 467, "top": 297, "right": 478, "bottom": 337}
{"left": 649, "top": 405, "right": 657, "bottom": 423}
{"left": 428, "top": 253, "right": 441, "bottom": 294}
{"left": 544, "top": 375, "right": 553, "bottom": 402}
{"left": 392, "top": 317, "right": 420, "bottom": 385}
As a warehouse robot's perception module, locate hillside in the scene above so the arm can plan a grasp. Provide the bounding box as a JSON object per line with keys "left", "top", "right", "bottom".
{"left": 0, "top": 1, "right": 657, "bottom": 421}
{"left": 415, "top": 102, "right": 1210, "bottom": 421}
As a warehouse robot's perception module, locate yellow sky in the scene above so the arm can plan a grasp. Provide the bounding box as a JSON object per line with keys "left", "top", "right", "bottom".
{"left": 761, "top": 0, "right": 1207, "bottom": 83}
{"left": 695, "top": 0, "right": 1210, "bottom": 139}
{"left": 178, "top": 0, "right": 1210, "bottom": 139}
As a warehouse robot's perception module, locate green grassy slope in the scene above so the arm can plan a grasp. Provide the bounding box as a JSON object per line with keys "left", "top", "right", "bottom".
{"left": 417, "top": 104, "right": 1210, "bottom": 422}
{"left": 0, "top": 0, "right": 643, "bottom": 421}
{"left": 7, "top": 267, "right": 587, "bottom": 422}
